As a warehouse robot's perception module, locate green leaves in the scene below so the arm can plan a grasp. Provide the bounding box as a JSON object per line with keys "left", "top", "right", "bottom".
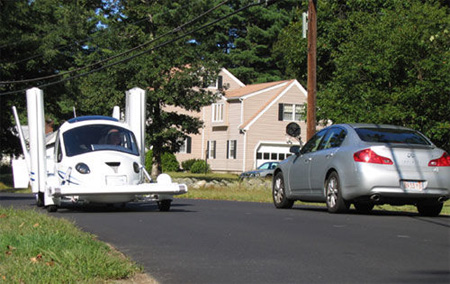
{"left": 278, "top": 0, "right": 450, "bottom": 151}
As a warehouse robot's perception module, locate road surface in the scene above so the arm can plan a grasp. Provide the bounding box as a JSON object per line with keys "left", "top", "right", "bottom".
{"left": 1, "top": 193, "right": 449, "bottom": 283}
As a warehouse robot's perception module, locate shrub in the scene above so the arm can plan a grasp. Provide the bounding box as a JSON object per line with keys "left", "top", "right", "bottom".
{"left": 181, "top": 159, "right": 201, "bottom": 171}
{"left": 145, "top": 150, "right": 179, "bottom": 172}
{"left": 161, "top": 152, "right": 179, "bottom": 172}
{"left": 190, "top": 160, "right": 210, "bottom": 174}
{"left": 0, "top": 164, "right": 11, "bottom": 174}
{"left": 145, "top": 150, "right": 153, "bottom": 173}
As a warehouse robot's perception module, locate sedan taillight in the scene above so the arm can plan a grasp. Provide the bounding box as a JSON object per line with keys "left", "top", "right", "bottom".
{"left": 353, "top": 149, "right": 393, "bottom": 165}
{"left": 428, "top": 152, "right": 450, "bottom": 167}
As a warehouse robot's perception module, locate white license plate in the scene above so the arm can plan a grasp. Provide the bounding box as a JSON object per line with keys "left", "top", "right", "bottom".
{"left": 402, "top": 181, "right": 424, "bottom": 191}
{"left": 106, "top": 175, "right": 127, "bottom": 186}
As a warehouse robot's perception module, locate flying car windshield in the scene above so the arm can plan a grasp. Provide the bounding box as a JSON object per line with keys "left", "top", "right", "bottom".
{"left": 63, "top": 124, "right": 139, "bottom": 157}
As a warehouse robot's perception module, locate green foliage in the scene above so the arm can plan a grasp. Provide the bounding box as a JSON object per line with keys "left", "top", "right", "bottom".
{"left": 190, "top": 160, "right": 210, "bottom": 174}
{"left": 145, "top": 150, "right": 180, "bottom": 173}
{"left": 145, "top": 150, "right": 154, "bottom": 174}
{"left": 276, "top": 0, "right": 450, "bottom": 152}
{"left": 161, "top": 152, "right": 180, "bottom": 172}
{"left": 181, "top": 158, "right": 202, "bottom": 171}
{"left": 202, "top": 0, "right": 298, "bottom": 84}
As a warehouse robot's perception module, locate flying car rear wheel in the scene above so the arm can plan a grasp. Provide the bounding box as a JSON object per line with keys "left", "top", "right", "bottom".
{"left": 46, "top": 205, "right": 58, "bottom": 213}
{"left": 158, "top": 200, "right": 171, "bottom": 212}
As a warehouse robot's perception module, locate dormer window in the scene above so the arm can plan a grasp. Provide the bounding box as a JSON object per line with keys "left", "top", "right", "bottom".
{"left": 208, "top": 75, "right": 223, "bottom": 89}
{"left": 212, "top": 102, "right": 224, "bottom": 122}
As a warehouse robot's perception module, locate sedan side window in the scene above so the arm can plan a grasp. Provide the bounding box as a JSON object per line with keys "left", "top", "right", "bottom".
{"left": 300, "top": 129, "right": 328, "bottom": 155}
{"left": 319, "top": 128, "right": 347, "bottom": 150}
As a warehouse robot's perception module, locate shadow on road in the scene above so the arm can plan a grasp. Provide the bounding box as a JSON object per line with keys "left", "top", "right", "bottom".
{"left": 293, "top": 204, "right": 450, "bottom": 228}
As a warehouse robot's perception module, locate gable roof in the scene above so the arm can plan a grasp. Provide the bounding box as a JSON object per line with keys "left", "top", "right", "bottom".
{"left": 220, "top": 68, "right": 245, "bottom": 89}
{"left": 239, "top": 80, "right": 307, "bottom": 131}
{"left": 225, "top": 80, "right": 291, "bottom": 100}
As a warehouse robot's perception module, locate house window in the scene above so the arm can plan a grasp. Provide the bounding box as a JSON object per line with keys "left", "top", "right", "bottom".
{"left": 207, "top": 140, "right": 216, "bottom": 159}
{"left": 227, "top": 140, "right": 237, "bottom": 159}
{"left": 178, "top": 137, "right": 192, "bottom": 154}
{"left": 212, "top": 103, "right": 224, "bottom": 122}
{"left": 208, "top": 75, "right": 223, "bottom": 89}
{"left": 278, "top": 103, "right": 305, "bottom": 121}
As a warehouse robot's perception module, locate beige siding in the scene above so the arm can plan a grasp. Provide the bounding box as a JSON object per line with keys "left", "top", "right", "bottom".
{"left": 243, "top": 84, "right": 307, "bottom": 171}
{"left": 164, "top": 70, "right": 309, "bottom": 173}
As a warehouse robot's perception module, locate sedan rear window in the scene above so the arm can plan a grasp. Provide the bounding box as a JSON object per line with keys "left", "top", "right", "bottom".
{"left": 355, "top": 127, "right": 431, "bottom": 145}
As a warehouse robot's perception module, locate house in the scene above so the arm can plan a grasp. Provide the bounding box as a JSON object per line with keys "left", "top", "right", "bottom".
{"left": 172, "top": 68, "right": 308, "bottom": 173}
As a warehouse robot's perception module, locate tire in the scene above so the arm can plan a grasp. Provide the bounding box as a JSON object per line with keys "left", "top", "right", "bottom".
{"left": 416, "top": 202, "right": 443, "bottom": 217}
{"left": 354, "top": 202, "right": 374, "bottom": 214}
{"left": 272, "top": 172, "right": 294, "bottom": 209}
{"left": 158, "top": 200, "right": 172, "bottom": 212}
{"left": 36, "top": 192, "right": 44, "bottom": 207}
{"left": 325, "top": 172, "right": 349, "bottom": 213}
{"left": 46, "top": 205, "right": 58, "bottom": 213}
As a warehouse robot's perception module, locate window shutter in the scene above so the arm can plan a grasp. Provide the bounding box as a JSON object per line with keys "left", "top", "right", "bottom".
{"left": 278, "top": 104, "right": 284, "bottom": 121}
{"left": 213, "top": 141, "right": 216, "bottom": 159}
{"left": 186, "top": 137, "right": 192, "bottom": 154}
{"left": 233, "top": 140, "right": 237, "bottom": 159}
{"left": 218, "top": 76, "right": 223, "bottom": 90}
{"left": 226, "top": 140, "right": 229, "bottom": 159}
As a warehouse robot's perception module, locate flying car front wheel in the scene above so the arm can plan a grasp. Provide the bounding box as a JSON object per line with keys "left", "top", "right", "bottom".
{"left": 157, "top": 200, "right": 171, "bottom": 212}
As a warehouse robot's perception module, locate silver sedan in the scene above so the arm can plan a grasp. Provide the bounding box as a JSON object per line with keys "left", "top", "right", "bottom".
{"left": 272, "top": 123, "right": 450, "bottom": 216}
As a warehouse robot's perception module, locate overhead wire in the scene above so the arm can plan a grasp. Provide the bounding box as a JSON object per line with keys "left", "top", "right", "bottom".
{"left": 0, "top": 0, "right": 229, "bottom": 85}
{"left": 0, "top": 1, "right": 202, "bottom": 65}
{"left": 0, "top": 0, "right": 275, "bottom": 96}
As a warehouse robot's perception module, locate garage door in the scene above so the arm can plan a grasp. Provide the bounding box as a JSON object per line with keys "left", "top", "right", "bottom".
{"left": 255, "top": 144, "right": 293, "bottom": 168}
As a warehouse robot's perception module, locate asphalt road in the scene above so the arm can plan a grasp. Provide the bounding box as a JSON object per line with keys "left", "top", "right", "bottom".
{"left": 1, "top": 193, "right": 450, "bottom": 284}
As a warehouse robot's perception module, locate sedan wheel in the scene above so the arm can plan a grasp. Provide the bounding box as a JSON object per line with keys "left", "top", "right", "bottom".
{"left": 272, "top": 172, "right": 294, "bottom": 209}
{"left": 354, "top": 202, "right": 374, "bottom": 214}
{"left": 325, "top": 172, "right": 349, "bottom": 213}
{"left": 416, "top": 202, "right": 443, "bottom": 217}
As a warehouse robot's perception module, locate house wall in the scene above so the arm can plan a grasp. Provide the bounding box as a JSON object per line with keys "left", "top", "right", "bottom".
{"left": 201, "top": 99, "right": 243, "bottom": 172}
{"left": 168, "top": 69, "right": 310, "bottom": 173}
{"left": 244, "top": 84, "right": 307, "bottom": 171}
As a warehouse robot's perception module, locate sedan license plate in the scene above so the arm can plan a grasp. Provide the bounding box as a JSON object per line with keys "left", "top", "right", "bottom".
{"left": 402, "top": 181, "right": 424, "bottom": 191}
{"left": 106, "top": 175, "right": 127, "bottom": 186}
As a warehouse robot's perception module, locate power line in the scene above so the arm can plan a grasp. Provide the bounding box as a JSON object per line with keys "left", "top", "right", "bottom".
{"left": 0, "top": 0, "right": 272, "bottom": 96}
{"left": 1, "top": 0, "right": 229, "bottom": 85}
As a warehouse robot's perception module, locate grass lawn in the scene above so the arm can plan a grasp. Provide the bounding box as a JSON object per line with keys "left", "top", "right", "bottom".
{"left": 0, "top": 207, "right": 143, "bottom": 284}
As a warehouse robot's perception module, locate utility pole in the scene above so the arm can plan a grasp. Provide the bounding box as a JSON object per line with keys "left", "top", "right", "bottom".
{"left": 306, "top": 0, "right": 317, "bottom": 140}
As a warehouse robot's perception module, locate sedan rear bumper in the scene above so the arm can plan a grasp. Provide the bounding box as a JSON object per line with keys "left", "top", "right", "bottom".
{"left": 342, "top": 163, "right": 450, "bottom": 203}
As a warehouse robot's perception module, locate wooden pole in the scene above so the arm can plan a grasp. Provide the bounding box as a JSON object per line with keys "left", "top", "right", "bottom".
{"left": 306, "top": 0, "right": 317, "bottom": 140}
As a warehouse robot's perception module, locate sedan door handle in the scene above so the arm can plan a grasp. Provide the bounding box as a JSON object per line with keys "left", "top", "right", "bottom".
{"left": 305, "top": 157, "right": 312, "bottom": 163}
{"left": 326, "top": 153, "right": 334, "bottom": 159}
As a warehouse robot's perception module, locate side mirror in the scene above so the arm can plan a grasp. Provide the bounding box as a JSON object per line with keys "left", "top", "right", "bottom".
{"left": 289, "top": 145, "right": 300, "bottom": 155}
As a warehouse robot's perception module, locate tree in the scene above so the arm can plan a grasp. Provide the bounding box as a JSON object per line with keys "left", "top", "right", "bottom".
{"left": 275, "top": 0, "right": 450, "bottom": 152}
{"left": 321, "top": 1, "right": 450, "bottom": 151}
{"left": 74, "top": 0, "right": 220, "bottom": 176}
{"left": 204, "top": 0, "right": 298, "bottom": 84}
{"left": 0, "top": 0, "right": 105, "bottom": 156}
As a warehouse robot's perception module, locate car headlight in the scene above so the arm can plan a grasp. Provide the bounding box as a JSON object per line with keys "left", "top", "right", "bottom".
{"left": 75, "top": 163, "right": 90, "bottom": 174}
